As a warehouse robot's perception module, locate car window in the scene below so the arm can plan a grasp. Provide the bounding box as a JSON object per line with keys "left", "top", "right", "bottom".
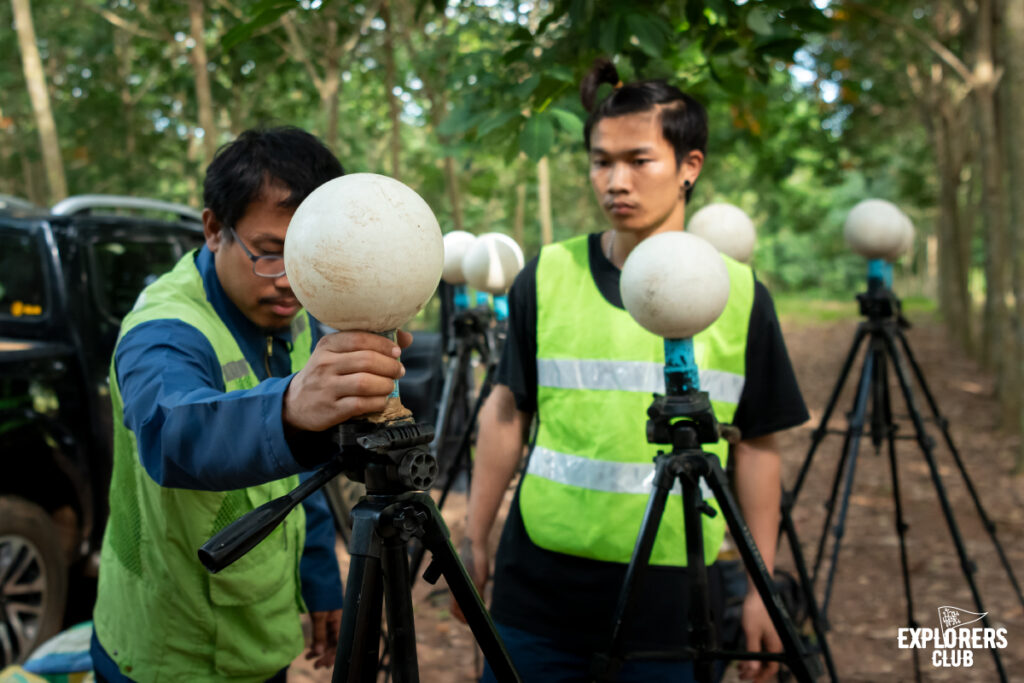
{"left": 0, "top": 231, "right": 48, "bottom": 321}
{"left": 91, "top": 238, "right": 185, "bottom": 321}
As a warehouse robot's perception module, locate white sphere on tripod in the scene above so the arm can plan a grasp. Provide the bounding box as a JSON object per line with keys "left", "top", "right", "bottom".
{"left": 441, "top": 230, "right": 477, "bottom": 284}
{"left": 284, "top": 173, "right": 443, "bottom": 331}
{"left": 462, "top": 232, "right": 525, "bottom": 295}
{"left": 686, "top": 203, "right": 756, "bottom": 263}
{"left": 884, "top": 211, "right": 915, "bottom": 263}
{"left": 620, "top": 231, "right": 730, "bottom": 339}
{"left": 844, "top": 199, "right": 912, "bottom": 260}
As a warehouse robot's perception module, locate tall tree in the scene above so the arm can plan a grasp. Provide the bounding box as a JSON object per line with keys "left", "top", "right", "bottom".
{"left": 11, "top": 0, "right": 66, "bottom": 202}
{"left": 187, "top": 0, "right": 218, "bottom": 163}
{"left": 1003, "top": 0, "right": 1024, "bottom": 470}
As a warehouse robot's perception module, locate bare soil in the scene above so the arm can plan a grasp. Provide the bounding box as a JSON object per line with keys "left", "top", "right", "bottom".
{"left": 291, "top": 313, "right": 1024, "bottom": 683}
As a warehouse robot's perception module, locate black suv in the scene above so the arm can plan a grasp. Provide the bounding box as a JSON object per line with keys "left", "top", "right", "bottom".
{"left": 0, "top": 195, "right": 205, "bottom": 666}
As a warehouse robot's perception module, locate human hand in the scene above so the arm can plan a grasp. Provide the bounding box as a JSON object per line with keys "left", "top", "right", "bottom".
{"left": 283, "top": 330, "right": 412, "bottom": 431}
{"left": 305, "top": 608, "right": 342, "bottom": 669}
{"left": 738, "top": 591, "right": 782, "bottom": 682}
{"left": 450, "top": 536, "right": 489, "bottom": 624}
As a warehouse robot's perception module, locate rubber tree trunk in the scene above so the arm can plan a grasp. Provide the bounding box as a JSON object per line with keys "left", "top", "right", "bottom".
{"left": 383, "top": 0, "right": 401, "bottom": 179}
{"left": 537, "top": 157, "right": 552, "bottom": 245}
{"left": 973, "top": 0, "right": 1008, "bottom": 376}
{"left": 1003, "top": 0, "right": 1024, "bottom": 470}
{"left": 187, "top": 0, "right": 218, "bottom": 164}
{"left": 11, "top": 0, "right": 67, "bottom": 202}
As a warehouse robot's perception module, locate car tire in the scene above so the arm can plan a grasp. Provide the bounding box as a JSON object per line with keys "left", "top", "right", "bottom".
{"left": 0, "top": 496, "right": 68, "bottom": 667}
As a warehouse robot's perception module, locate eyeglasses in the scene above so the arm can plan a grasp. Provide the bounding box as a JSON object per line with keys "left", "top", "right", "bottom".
{"left": 227, "top": 227, "right": 286, "bottom": 278}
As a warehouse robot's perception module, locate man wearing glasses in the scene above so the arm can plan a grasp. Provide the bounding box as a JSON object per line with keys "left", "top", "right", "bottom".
{"left": 90, "top": 127, "right": 408, "bottom": 682}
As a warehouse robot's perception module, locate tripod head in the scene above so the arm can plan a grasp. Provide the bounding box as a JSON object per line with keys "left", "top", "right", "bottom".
{"left": 198, "top": 418, "right": 438, "bottom": 573}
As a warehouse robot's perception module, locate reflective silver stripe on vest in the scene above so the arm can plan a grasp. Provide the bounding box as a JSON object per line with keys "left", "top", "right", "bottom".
{"left": 222, "top": 359, "right": 250, "bottom": 382}
{"left": 527, "top": 445, "right": 714, "bottom": 500}
{"left": 537, "top": 358, "right": 744, "bottom": 404}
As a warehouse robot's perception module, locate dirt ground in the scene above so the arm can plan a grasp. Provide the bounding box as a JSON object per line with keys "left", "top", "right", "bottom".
{"left": 290, "top": 312, "right": 1024, "bottom": 683}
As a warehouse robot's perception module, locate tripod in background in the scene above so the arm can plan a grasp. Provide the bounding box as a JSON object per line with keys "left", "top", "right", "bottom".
{"left": 783, "top": 263, "right": 1024, "bottom": 683}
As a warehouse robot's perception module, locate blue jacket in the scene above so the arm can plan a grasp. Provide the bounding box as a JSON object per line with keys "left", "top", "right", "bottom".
{"left": 92, "top": 246, "right": 342, "bottom": 681}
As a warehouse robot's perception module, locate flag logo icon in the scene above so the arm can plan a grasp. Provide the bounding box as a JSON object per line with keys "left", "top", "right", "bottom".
{"left": 938, "top": 606, "right": 987, "bottom": 634}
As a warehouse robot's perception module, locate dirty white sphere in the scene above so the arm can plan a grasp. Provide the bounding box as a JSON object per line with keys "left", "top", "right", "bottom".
{"left": 844, "top": 199, "right": 911, "bottom": 260}
{"left": 462, "top": 232, "right": 525, "bottom": 295}
{"left": 885, "top": 211, "right": 915, "bottom": 262}
{"left": 687, "top": 203, "right": 756, "bottom": 263}
{"left": 284, "top": 173, "right": 443, "bottom": 331}
{"left": 620, "top": 231, "right": 730, "bottom": 339}
{"left": 442, "top": 230, "right": 477, "bottom": 284}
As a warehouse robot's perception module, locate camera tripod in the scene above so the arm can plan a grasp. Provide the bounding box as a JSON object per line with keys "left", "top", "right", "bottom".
{"left": 199, "top": 419, "right": 521, "bottom": 683}
{"left": 783, "top": 276, "right": 1024, "bottom": 683}
{"left": 404, "top": 290, "right": 505, "bottom": 583}
{"left": 592, "top": 344, "right": 821, "bottom": 683}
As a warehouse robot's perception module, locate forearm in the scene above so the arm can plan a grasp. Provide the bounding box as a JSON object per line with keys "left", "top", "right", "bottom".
{"left": 732, "top": 434, "right": 782, "bottom": 584}
{"left": 465, "top": 384, "right": 529, "bottom": 547}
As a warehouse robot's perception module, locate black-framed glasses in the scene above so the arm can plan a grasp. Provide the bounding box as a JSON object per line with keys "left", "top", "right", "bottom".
{"left": 227, "top": 227, "right": 286, "bottom": 278}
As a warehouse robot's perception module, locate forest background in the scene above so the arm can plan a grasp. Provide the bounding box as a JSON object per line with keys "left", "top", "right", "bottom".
{"left": 3, "top": 0, "right": 1023, "bottom": 470}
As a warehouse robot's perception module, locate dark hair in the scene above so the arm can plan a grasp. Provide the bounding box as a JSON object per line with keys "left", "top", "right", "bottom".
{"left": 581, "top": 58, "right": 708, "bottom": 201}
{"left": 203, "top": 126, "right": 345, "bottom": 231}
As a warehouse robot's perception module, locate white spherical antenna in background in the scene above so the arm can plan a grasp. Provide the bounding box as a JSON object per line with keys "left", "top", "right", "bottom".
{"left": 442, "top": 230, "right": 477, "bottom": 284}
{"left": 686, "top": 203, "right": 756, "bottom": 263}
{"left": 620, "top": 232, "right": 730, "bottom": 339}
{"left": 284, "top": 173, "right": 443, "bottom": 331}
{"left": 844, "top": 199, "right": 912, "bottom": 260}
{"left": 462, "top": 232, "right": 525, "bottom": 295}
{"left": 885, "top": 210, "right": 915, "bottom": 262}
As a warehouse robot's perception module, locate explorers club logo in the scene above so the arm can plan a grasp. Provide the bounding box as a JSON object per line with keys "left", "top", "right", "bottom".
{"left": 897, "top": 606, "right": 1009, "bottom": 668}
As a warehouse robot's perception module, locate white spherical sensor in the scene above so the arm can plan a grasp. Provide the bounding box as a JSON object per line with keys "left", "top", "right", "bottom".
{"left": 284, "top": 173, "right": 443, "bottom": 331}
{"left": 620, "top": 231, "right": 730, "bottom": 339}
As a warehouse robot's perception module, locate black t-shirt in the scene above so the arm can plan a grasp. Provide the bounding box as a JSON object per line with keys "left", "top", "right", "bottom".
{"left": 489, "top": 232, "right": 809, "bottom": 653}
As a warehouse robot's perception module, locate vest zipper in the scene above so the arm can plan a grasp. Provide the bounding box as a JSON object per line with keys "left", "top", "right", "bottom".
{"left": 265, "top": 336, "right": 273, "bottom": 378}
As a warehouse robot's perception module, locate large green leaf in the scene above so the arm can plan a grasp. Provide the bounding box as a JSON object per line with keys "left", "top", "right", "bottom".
{"left": 745, "top": 7, "right": 775, "bottom": 37}
{"left": 549, "top": 108, "right": 584, "bottom": 138}
{"left": 519, "top": 114, "right": 556, "bottom": 162}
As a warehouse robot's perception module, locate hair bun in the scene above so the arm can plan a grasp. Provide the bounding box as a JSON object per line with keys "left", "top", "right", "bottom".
{"left": 581, "top": 57, "right": 621, "bottom": 112}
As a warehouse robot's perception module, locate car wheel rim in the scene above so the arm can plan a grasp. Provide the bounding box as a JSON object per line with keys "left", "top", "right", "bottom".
{"left": 0, "top": 535, "right": 47, "bottom": 665}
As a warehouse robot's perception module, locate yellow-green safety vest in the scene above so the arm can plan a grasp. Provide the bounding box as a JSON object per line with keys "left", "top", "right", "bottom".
{"left": 519, "top": 234, "right": 754, "bottom": 566}
{"left": 93, "top": 250, "right": 313, "bottom": 682}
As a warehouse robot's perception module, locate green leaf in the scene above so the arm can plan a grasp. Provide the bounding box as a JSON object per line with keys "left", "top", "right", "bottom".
{"left": 222, "top": 5, "right": 292, "bottom": 51}
{"left": 512, "top": 73, "right": 541, "bottom": 99}
{"left": 625, "top": 14, "right": 668, "bottom": 58}
{"left": 745, "top": 7, "right": 775, "bottom": 36}
{"left": 549, "top": 108, "right": 584, "bottom": 138}
{"left": 599, "top": 16, "right": 622, "bottom": 55}
{"left": 519, "top": 114, "right": 556, "bottom": 162}
{"left": 478, "top": 110, "right": 522, "bottom": 137}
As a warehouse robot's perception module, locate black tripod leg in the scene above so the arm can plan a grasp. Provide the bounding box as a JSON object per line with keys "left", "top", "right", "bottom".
{"left": 881, "top": 331, "right": 1008, "bottom": 682}
{"left": 380, "top": 536, "right": 419, "bottom": 683}
{"left": 334, "top": 505, "right": 385, "bottom": 683}
{"left": 878, "top": 356, "right": 922, "bottom": 683}
{"left": 408, "top": 361, "right": 497, "bottom": 585}
{"left": 703, "top": 458, "right": 815, "bottom": 683}
{"left": 790, "top": 324, "right": 870, "bottom": 503}
{"left": 436, "top": 361, "right": 495, "bottom": 511}
{"left": 415, "top": 495, "right": 521, "bottom": 683}
{"left": 778, "top": 497, "right": 838, "bottom": 682}
{"left": 812, "top": 345, "right": 875, "bottom": 601}
{"left": 595, "top": 456, "right": 677, "bottom": 682}
{"left": 895, "top": 328, "right": 1024, "bottom": 609}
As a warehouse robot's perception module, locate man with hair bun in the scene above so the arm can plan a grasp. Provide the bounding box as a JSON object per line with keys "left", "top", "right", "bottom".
{"left": 460, "top": 60, "right": 809, "bottom": 682}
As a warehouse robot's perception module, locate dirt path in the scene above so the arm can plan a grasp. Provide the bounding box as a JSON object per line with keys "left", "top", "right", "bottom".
{"left": 291, "top": 314, "right": 1024, "bottom": 682}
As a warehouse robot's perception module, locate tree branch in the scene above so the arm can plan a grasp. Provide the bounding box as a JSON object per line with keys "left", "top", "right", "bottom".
{"left": 845, "top": 0, "right": 973, "bottom": 83}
